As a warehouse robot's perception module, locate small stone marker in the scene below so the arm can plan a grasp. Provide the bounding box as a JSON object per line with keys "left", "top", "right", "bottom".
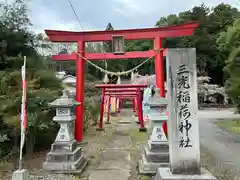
{"left": 138, "top": 88, "right": 169, "bottom": 174}
{"left": 12, "top": 169, "right": 29, "bottom": 180}
{"left": 155, "top": 48, "right": 216, "bottom": 179}
{"left": 43, "top": 89, "right": 87, "bottom": 173}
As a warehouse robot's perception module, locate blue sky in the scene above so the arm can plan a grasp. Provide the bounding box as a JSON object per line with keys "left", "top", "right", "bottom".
{"left": 3, "top": 0, "right": 240, "bottom": 33}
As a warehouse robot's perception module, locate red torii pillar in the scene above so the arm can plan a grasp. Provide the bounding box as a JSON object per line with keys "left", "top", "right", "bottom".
{"left": 45, "top": 22, "right": 199, "bottom": 142}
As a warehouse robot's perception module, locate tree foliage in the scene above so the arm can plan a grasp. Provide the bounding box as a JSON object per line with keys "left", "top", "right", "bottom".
{"left": 0, "top": 0, "right": 63, "bottom": 158}
{"left": 218, "top": 18, "right": 240, "bottom": 111}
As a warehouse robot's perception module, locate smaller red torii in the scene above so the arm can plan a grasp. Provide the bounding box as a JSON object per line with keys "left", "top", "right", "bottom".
{"left": 95, "top": 84, "right": 147, "bottom": 131}
{"left": 105, "top": 95, "right": 136, "bottom": 124}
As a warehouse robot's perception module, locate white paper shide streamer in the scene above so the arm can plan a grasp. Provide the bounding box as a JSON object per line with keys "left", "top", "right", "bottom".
{"left": 19, "top": 56, "right": 27, "bottom": 170}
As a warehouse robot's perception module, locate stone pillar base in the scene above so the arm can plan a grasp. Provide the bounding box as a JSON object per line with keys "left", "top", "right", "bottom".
{"left": 138, "top": 153, "right": 169, "bottom": 174}
{"left": 148, "top": 140, "right": 169, "bottom": 152}
{"left": 138, "top": 141, "right": 170, "bottom": 175}
{"left": 12, "top": 169, "right": 29, "bottom": 180}
{"left": 43, "top": 140, "right": 87, "bottom": 173}
{"left": 154, "top": 168, "right": 216, "bottom": 180}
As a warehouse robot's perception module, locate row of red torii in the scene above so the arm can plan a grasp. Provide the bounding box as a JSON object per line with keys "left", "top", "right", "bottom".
{"left": 95, "top": 84, "right": 147, "bottom": 132}
{"left": 45, "top": 21, "right": 199, "bottom": 141}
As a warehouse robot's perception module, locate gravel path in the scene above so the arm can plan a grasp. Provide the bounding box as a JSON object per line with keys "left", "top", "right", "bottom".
{"left": 28, "top": 109, "right": 140, "bottom": 180}
{"left": 199, "top": 108, "right": 240, "bottom": 175}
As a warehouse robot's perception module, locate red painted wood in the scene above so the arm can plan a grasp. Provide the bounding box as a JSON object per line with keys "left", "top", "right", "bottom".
{"left": 107, "top": 96, "right": 111, "bottom": 123}
{"left": 162, "top": 121, "right": 168, "bottom": 139}
{"left": 105, "top": 92, "right": 138, "bottom": 96}
{"left": 45, "top": 22, "right": 198, "bottom": 42}
{"left": 154, "top": 37, "right": 165, "bottom": 97}
{"left": 52, "top": 49, "right": 167, "bottom": 61}
{"left": 117, "top": 96, "right": 137, "bottom": 98}
{"left": 137, "top": 89, "right": 144, "bottom": 128}
{"left": 105, "top": 88, "right": 138, "bottom": 92}
{"left": 75, "top": 41, "right": 85, "bottom": 142}
{"left": 99, "top": 88, "right": 105, "bottom": 129}
{"left": 95, "top": 84, "right": 147, "bottom": 88}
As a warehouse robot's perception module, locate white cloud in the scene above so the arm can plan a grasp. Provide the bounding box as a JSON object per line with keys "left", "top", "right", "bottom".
{"left": 2, "top": 0, "right": 240, "bottom": 33}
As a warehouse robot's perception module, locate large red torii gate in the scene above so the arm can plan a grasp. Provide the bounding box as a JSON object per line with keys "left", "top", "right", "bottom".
{"left": 45, "top": 21, "right": 198, "bottom": 142}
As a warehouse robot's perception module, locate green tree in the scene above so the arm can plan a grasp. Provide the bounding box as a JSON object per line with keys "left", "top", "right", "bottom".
{"left": 218, "top": 18, "right": 240, "bottom": 111}
{"left": 154, "top": 3, "right": 239, "bottom": 85}
{"left": 0, "top": 0, "right": 63, "bottom": 158}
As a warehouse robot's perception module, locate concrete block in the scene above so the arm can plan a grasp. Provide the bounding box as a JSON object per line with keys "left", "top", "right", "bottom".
{"left": 12, "top": 169, "right": 29, "bottom": 180}
{"left": 148, "top": 140, "right": 169, "bottom": 152}
{"left": 154, "top": 167, "right": 216, "bottom": 180}
{"left": 43, "top": 154, "right": 85, "bottom": 171}
{"left": 51, "top": 140, "right": 77, "bottom": 152}
{"left": 144, "top": 147, "right": 169, "bottom": 163}
{"left": 47, "top": 147, "right": 82, "bottom": 162}
{"left": 138, "top": 153, "right": 169, "bottom": 175}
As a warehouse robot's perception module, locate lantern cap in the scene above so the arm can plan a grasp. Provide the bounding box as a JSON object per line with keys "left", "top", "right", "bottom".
{"left": 49, "top": 89, "right": 81, "bottom": 108}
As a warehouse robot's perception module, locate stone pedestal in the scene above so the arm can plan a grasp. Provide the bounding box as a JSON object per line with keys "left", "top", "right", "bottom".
{"left": 139, "top": 90, "right": 169, "bottom": 174}
{"left": 155, "top": 168, "right": 216, "bottom": 180}
{"left": 155, "top": 49, "right": 216, "bottom": 180}
{"left": 43, "top": 90, "right": 87, "bottom": 173}
{"left": 139, "top": 126, "right": 169, "bottom": 174}
{"left": 12, "top": 169, "right": 29, "bottom": 180}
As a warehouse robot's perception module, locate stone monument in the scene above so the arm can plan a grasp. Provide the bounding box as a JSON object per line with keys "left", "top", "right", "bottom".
{"left": 138, "top": 88, "right": 169, "bottom": 174}
{"left": 42, "top": 90, "right": 87, "bottom": 173}
{"left": 155, "top": 48, "right": 216, "bottom": 179}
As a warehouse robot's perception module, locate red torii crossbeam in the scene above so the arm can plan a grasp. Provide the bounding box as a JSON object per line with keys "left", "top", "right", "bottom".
{"left": 45, "top": 21, "right": 199, "bottom": 142}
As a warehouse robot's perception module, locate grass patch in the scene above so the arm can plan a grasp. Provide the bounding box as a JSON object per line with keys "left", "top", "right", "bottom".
{"left": 129, "top": 129, "right": 149, "bottom": 149}
{"left": 130, "top": 129, "right": 149, "bottom": 141}
{"left": 216, "top": 119, "right": 240, "bottom": 134}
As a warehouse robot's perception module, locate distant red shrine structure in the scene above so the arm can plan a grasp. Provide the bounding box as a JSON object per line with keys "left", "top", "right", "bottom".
{"left": 45, "top": 21, "right": 199, "bottom": 142}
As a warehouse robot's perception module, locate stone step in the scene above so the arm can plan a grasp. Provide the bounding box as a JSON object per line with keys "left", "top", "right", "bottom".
{"left": 43, "top": 154, "right": 85, "bottom": 171}
{"left": 117, "top": 120, "right": 133, "bottom": 124}
{"left": 51, "top": 140, "right": 77, "bottom": 152}
{"left": 138, "top": 153, "right": 169, "bottom": 175}
{"left": 154, "top": 167, "right": 217, "bottom": 180}
{"left": 148, "top": 140, "right": 169, "bottom": 152}
{"left": 47, "top": 147, "right": 82, "bottom": 162}
{"left": 144, "top": 147, "right": 169, "bottom": 163}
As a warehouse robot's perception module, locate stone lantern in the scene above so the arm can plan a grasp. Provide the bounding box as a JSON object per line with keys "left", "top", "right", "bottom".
{"left": 148, "top": 88, "right": 168, "bottom": 132}
{"left": 138, "top": 88, "right": 169, "bottom": 174}
{"left": 43, "top": 89, "right": 87, "bottom": 172}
